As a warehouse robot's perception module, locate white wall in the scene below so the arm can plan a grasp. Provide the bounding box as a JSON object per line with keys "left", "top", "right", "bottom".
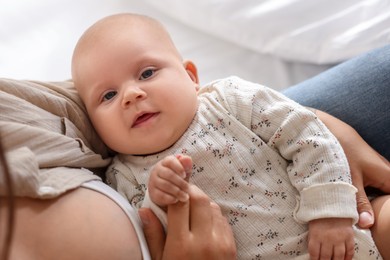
{"left": 2, "top": 0, "right": 388, "bottom": 89}
{"left": 0, "top": 1, "right": 180, "bottom": 81}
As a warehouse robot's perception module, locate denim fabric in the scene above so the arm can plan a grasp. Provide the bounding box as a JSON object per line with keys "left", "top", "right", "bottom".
{"left": 283, "top": 45, "right": 390, "bottom": 160}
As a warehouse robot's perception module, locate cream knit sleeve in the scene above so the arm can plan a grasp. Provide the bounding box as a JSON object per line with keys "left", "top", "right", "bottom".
{"left": 211, "top": 76, "right": 358, "bottom": 223}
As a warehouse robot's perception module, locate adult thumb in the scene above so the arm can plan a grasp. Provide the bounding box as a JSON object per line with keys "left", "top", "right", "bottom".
{"left": 356, "top": 190, "right": 375, "bottom": 229}
{"left": 138, "top": 208, "right": 165, "bottom": 260}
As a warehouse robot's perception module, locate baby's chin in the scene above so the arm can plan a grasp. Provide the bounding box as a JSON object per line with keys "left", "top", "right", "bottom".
{"left": 130, "top": 143, "right": 175, "bottom": 157}
{"left": 111, "top": 141, "right": 171, "bottom": 156}
{"left": 111, "top": 128, "right": 182, "bottom": 155}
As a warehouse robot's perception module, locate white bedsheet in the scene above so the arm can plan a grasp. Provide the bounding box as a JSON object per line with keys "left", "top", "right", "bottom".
{"left": 1, "top": 0, "right": 389, "bottom": 90}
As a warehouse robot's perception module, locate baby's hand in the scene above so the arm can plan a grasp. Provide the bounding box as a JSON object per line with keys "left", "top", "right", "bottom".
{"left": 148, "top": 154, "right": 192, "bottom": 207}
{"left": 308, "top": 218, "right": 355, "bottom": 260}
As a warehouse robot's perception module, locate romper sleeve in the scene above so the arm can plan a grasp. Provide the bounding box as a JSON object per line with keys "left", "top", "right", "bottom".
{"left": 213, "top": 76, "right": 358, "bottom": 223}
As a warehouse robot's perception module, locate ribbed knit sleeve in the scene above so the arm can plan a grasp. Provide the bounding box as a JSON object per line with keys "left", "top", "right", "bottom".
{"left": 204, "top": 76, "right": 358, "bottom": 223}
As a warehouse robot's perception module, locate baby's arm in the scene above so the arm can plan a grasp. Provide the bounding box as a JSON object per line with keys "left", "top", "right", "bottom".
{"left": 308, "top": 218, "right": 355, "bottom": 260}
{"left": 148, "top": 154, "right": 192, "bottom": 207}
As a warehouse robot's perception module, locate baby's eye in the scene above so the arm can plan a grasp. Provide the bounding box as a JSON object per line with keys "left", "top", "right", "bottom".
{"left": 140, "top": 69, "right": 155, "bottom": 80}
{"left": 102, "top": 91, "right": 117, "bottom": 101}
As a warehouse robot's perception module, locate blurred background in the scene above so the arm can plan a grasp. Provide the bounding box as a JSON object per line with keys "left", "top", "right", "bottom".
{"left": 1, "top": 0, "right": 389, "bottom": 90}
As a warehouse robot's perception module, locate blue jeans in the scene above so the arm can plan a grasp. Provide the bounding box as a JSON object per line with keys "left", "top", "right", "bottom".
{"left": 283, "top": 45, "right": 390, "bottom": 160}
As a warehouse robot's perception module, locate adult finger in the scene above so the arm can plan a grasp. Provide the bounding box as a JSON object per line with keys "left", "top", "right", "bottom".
{"left": 356, "top": 150, "right": 390, "bottom": 193}
{"left": 356, "top": 193, "right": 375, "bottom": 228}
{"left": 138, "top": 208, "right": 165, "bottom": 260}
{"left": 209, "top": 202, "right": 236, "bottom": 248}
{"left": 166, "top": 195, "right": 190, "bottom": 234}
{"left": 165, "top": 184, "right": 212, "bottom": 234}
{"left": 370, "top": 152, "right": 390, "bottom": 193}
{"left": 351, "top": 168, "right": 375, "bottom": 229}
{"left": 188, "top": 185, "right": 214, "bottom": 233}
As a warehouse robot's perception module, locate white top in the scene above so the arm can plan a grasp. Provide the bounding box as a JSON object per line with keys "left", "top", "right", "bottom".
{"left": 82, "top": 180, "right": 151, "bottom": 260}
{"left": 107, "top": 76, "right": 381, "bottom": 259}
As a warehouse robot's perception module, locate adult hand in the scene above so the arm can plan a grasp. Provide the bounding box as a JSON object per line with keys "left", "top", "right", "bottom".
{"left": 316, "top": 110, "right": 390, "bottom": 228}
{"left": 347, "top": 141, "right": 390, "bottom": 228}
{"left": 139, "top": 184, "right": 237, "bottom": 260}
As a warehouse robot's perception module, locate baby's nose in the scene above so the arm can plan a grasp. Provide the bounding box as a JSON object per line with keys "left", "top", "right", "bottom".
{"left": 121, "top": 87, "right": 146, "bottom": 107}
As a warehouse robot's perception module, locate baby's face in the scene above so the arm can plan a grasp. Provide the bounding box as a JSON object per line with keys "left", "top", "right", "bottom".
{"left": 73, "top": 16, "right": 199, "bottom": 155}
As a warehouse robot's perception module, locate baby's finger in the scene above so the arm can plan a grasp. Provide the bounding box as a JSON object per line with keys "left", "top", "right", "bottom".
{"left": 319, "top": 243, "right": 333, "bottom": 260}
{"left": 151, "top": 187, "right": 179, "bottom": 205}
{"left": 161, "top": 155, "right": 187, "bottom": 178}
{"left": 308, "top": 240, "right": 320, "bottom": 260}
{"left": 176, "top": 154, "right": 193, "bottom": 181}
{"left": 332, "top": 243, "right": 346, "bottom": 260}
{"left": 154, "top": 174, "right": 189, "bottom": 202}
{"left": 345, "top": 237, "right": 355, "bottom": 260}
{"left": 157, "top": 167, "right": 190, "bottom": 193}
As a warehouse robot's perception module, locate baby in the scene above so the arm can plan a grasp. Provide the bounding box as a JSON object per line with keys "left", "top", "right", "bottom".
{"left": 72, "top": 13, "right": 384, "bottom": 259}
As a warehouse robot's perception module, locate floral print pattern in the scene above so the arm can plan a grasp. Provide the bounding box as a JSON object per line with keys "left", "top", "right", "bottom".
{"left": 107, "top": 77, "right": 381, "bottom": 259}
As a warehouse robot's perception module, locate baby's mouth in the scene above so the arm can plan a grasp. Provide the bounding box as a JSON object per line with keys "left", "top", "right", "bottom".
{"left": 132, "top": 112, "right": 158, "bottom": 127}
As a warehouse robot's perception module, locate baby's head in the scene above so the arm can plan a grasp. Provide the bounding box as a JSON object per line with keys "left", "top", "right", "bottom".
{"left": 72, "top": 13, "right": 199, "bottom": 155}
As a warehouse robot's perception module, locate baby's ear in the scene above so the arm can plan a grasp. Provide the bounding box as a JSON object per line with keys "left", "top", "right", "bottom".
{"left": 184, "top": 61, "right": 199, "bottom": 84}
